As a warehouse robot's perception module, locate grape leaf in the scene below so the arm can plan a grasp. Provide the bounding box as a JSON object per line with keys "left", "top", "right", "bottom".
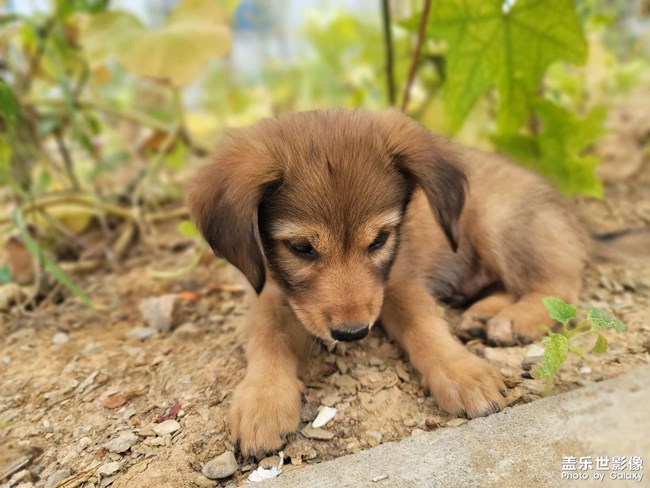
{"left": 587, "top": 307, "right": 626, "bottom": 332}
{"left": 428, "top": 0, "right": 587, "bottom": 133}
{"left": 534, "top": 333, "right": 569, "bottom": 379}
{"left": 542, "top": 296, "right": 576, "bottom": 326}
{"left": 494, "top": 100, "right": 606, "bottom": 196}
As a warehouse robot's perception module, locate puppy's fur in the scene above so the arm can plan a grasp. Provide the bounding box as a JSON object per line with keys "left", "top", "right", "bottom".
{"left": 188, "top": 109, "right": 614, "bottom": 455}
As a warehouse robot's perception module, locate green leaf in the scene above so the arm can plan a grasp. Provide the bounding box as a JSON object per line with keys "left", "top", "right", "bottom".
{"left": 593, "top": 332, "right": 608, "bottom": 354}
{"left": 568, "top": 343, "right": 587, "bottom": 361}
{"left": 177, "top": 220, "right": 200, "bottom": 239}
{"left": 122, "top": 0, "right": 231, "bottom": 86}
{"left": 428, "top": 0, "right": 587, "bottom": 133}
{"left": 79, "top": 11, "right": 145, "bottom": 67}
{"left": 534, "top": 333, "right": 569, "bottom": 379}
{"left": 542, "top": 297, "right": 576, "bottom": 326}
{"left": 0, "top": 266, "right": 11, "bottom": 284}
{"left": 587, "top": 307, "right": 626, "bottom": 332}
{"left": 494, "top": 100, "right": 606, "bottom": 197}
{"left": 0, "top": 79, "right": 20, "bottom": 132}
{"left": 13, "top": 209, "right": 92, "bottom": 307}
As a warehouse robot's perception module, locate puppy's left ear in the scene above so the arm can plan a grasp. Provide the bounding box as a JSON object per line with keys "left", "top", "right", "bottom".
{"left": 382, "top": 111, "right": 467, "bottom": 252}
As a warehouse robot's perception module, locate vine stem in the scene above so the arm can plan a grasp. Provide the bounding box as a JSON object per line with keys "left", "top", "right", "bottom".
{"left": 381, "top": 0, "right": 396, "bottom": 106}
{"left": 401, "top": 0, "right": 432, "bottom": 112}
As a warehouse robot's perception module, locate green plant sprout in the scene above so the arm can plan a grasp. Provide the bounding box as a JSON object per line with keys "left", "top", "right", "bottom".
{"left": 534, "top": 297, "right": 626, "bottom": 395}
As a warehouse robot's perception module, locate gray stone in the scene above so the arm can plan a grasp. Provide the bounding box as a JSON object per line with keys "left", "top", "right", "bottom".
{"left": 45, "top": 469, "right": 71, "bottom": 488}
{"left": 52, "top": 332, "right": 70, "bottom": 345}
{"left": 151, "top": 419, "right": 181, "bottom": 436}
{"left": 124, "top": 327, "right": 158, "bottom": 340}
{"left": 97, "top": 461, "right": 121, "bottom": 477}
{"left": 104, "top": 431, "right": 139, "bottom": 453}
{"left": 201, "top": 451, "right": 238, "bottom": 480}
{"left": 301, "top": 424, "right": 335, "bottom": 440}
{"left": 139, "top": 294, "right": 181, "bottom": 332}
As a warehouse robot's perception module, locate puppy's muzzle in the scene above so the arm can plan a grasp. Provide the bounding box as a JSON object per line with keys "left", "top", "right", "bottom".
{"left": 331, "top": 323, "right": 370, "bottom": 342}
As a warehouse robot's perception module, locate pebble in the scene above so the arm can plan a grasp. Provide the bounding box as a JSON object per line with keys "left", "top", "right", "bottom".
{"left": 189, "top": 472, "right": 217, "bottom": 487}
{"left": 312, "top": 406, "right": 337, "bottom": 428}
{"left": 259, "top": 455, "right": 281, "bottom": 469}
{"left": 333, "top": 374, "right": 358, "bottom": 394}
{"left": 97, "top": 462, "right": 121, "bottom": 477}
{"left": 125, "top": 327, "right": 158, "bottom": 340}
{"left": 445, "top": 418, "right": 469, "bottom": 427}
{"left": 152, "top": 419, "right": 181, "bottom": 436}
{"left": 524, "top": 344, "right": 545, "bottom": 358}
{"left": 104, "top": 431, "right": 139, "bottom": 453}
{"left": 580, "top": 366, "right": 592, "bottom": 374}
{"left": 172, "top": 322, "right": 200, "bottom": 339}
{"left": 301, "top": 424, "right": 335, "bottom": 440}
{"left": 139, "top": 294, "right": 181, "bottom": 332}
{"left": 321, "top": 393, "right": 341, "bottom": 407}
{"left": 45, "top": 469, "right": 71, "bottom": 488}
{"left": 79, "top": 436, "right": 93, "bottom": 448}
{"left": 137, "top": 424, "right": 158, "bottom": 437}
{"left": 52, "top": 332, "right": 70, "bottom": 345}
{"left": 122, "top": 408, "right": 137, "bottom": 420}
{"left": 201, "top": 451, "right": 238, "bottom": 480}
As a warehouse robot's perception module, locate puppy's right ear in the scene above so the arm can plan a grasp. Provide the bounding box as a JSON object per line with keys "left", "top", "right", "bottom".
{"left": 188, "top": 133, "right": 278, "bottom": 294}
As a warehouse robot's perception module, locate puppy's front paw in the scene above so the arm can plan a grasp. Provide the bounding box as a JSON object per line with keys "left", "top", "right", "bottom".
{"left": 486, "top": 302, "right": 549, "bottom": 346}
{"left": 426, "top": 351, "right": 507, "bottom": 418}
{"left": 229, "top": 375, "right": 302, "bottom": 457}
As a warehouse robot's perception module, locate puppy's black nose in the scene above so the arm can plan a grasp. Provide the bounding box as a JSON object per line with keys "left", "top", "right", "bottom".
{"left": 331, "top": 323, "right": 369, "bottom": 342}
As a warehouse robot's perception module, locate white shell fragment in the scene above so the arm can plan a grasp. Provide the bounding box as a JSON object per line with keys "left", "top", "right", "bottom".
{"left": 312, "top": 406, "right": 338, "bottom": 428}
{"left": 248, "top": 451, "right": 284, "bottom": 482}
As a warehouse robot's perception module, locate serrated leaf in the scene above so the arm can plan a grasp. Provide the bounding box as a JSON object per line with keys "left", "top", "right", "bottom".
{"left": 177, "top": 220, "right": 200, "bottom": 239}
{"left": 494, "top": 100, "right": 606, "bottom": 197}
{"left": 587, "top": 307, "right": 626, "bottom": 332}
{"left": 428, "top": 0, "right": 587, "bottom": 133}
{"left": 534, "top": 333, "right": 569, "bottom": 379}
{"left": 593, "top": 332, "right": 608, "bottom": 354}
{"left": 542, "top": 297, "right": 576, "bottom": 326}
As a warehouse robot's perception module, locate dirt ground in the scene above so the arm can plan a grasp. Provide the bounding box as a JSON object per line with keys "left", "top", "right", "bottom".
{"left": 1, "top": 99, "right": 650, "bottom": 488}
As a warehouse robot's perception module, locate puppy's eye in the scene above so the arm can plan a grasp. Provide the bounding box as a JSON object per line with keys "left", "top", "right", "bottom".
{"left": 286, "top": 241, "right": 317, "bottom": 260}
{"left": 369, "top": 231, "right": 389, "bottom": 252}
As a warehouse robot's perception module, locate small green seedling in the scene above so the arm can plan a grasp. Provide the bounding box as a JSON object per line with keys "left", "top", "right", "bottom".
{"left": 535, "top": 297, "right": 626, "bottom": 395}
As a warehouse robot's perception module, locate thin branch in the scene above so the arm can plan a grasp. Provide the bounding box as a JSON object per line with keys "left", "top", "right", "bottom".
{"left": 381, "top": 0, "right": 396, "bottom": 106}
{"left": 401, "top": 0, "right": 432, "bottom": 112}
{"left": 53, "top": 129, "right": 82, "bottom": 191}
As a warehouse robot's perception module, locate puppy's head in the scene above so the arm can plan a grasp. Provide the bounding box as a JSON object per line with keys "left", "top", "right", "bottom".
{"left": 189, "top": 109, "right": 466, "bottom": 342}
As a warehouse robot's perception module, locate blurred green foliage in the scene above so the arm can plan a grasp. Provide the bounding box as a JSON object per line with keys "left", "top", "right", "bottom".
{"left": 0, "top": 0, "right": 648, "bottom": 303}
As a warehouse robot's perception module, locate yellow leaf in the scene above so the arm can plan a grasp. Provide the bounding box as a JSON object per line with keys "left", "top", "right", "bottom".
{"left": 78, "top": 11, "right": 145, "bottom": 67}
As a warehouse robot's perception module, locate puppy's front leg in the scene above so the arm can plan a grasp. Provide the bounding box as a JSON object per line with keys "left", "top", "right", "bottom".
{"left": 382, "top": 280, "right": 507, "bottom": 418}
{"left": 229, "top": 284, "right": 309, "bottom": 457}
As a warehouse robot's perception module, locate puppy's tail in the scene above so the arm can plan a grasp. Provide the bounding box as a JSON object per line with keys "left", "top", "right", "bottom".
{"left": 590, "top": 228, "right": 650, "bottom": 262}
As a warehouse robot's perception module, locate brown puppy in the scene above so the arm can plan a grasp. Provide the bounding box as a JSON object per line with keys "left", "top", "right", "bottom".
{"left": 188, "top": 109, "right": 589, "bottom": 456}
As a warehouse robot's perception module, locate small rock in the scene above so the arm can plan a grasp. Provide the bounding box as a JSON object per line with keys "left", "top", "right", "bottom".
{"left": 139, "top": 294, "right": 182, "bottom": 332}
{"left": 201, "top": 451, "right": 238, "bottom": 480}
{"left": 172, "top": 322, "right": 200, "bottom": 339}
{"left": 125, "top": 327, "right": 158, "bottom": 340}
{"left": 300, "top": 402, "right": 319, "bottom": 423}
{"left": 425, "top": 416, "right": 443, "bottom": 429}
{"left": 259, "top": 455, "right": 280, "bottom": 469}
{"left": 301, "top": 424, "right": 335, "bottom": 440}
{"left": 10, "top": 469, "right": 30, "bottom": 483}
{"left": 137, "top": 424, "right": 158, "bottom": 437}
{"left": 524, "top": 344, "right": 545, "bottom": 358}
{"left": 45, "top": 469, "right": 71, "bottom": 488}
{"left": 122, "top": 408, "right": 137, "bottom": 420}
{"left": 336, "top": 358, "right": 348, "bottom": 374}
{"left": 79, "top": 436, "right": 93, "bottom": 448}
{"left": 368, "top": 357, "right": 385, "bottom": 368}
{"left": 104, "top": 431, "right": 139, "bottom": 453}
{"left": 410, "top": 428, "right": 426, "bottom": 436}
{"left": 395, "top": 362, "right": 410, "bottom": 383}
{"left": 97, "top": 462, "right": 121, "bottom": 477}
{"left": 312, "top": 406, "right": 337, "bottom": 428}
{"left": 579, "top": 366, "right": 592, "bottom": 375}
{"left": 189, "top": 472, "right": 217, "bottom": 487}
{"left": 445, "top": 418, "right": 468, "bottom": 427}
{"left": 152, "top": 419, "right": 181, "bottom": 437}
{"left": 52, "top": 332, "right": 70, "bottom": 345}
{"left": 0, "top": 283, "right": 26, "bottom": 311}
{"left": 321, "top": 393, "right": 341, "bottom": 407}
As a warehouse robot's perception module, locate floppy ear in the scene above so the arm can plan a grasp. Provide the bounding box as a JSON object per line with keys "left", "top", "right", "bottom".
{"left": 187, "top": 132, "right": 278, "bottom": 293}
{"left": 382, "top": 112, "right": 468, "bottom": 252}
